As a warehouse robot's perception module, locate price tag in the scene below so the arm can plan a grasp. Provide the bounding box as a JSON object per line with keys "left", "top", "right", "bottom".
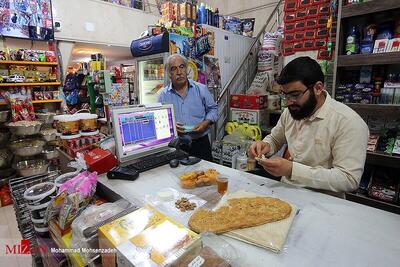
{"left": 188, "top": 256, "right": 205, "bottom": 267}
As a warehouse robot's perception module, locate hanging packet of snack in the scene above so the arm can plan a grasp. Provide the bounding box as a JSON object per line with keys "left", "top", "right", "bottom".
{"left": 242, "top": 18, "right": 255, "bottom": 37}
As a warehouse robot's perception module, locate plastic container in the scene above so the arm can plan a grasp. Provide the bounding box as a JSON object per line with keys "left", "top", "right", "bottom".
{"left": 28, "top": 200, "right": 52, "bottom": 220}
{"left": 58, "top": 115, "right": 80, "bottom": 135}
{"left": 55, "top": 171, "right": 79, "bottom": 192}
{"left": 78, "top": 113, "right": 98, "bottom": 133}
{"left": 173, "top": 232, "right": 241, "bottom": 267}
{"left": 34, "top": 225, "right": 49, "bottom": 238}
{"left": 24, "top": 182, "right": 56, "bottom": 206}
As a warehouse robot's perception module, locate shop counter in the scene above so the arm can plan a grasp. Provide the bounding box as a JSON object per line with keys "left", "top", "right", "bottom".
{"left": 97, "top": 161, "right": 400, "bottom": 267}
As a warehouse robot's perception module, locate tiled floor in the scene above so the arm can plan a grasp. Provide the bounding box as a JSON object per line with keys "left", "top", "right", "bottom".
{"left": 0, "top": 205, "right": 32, "bottom": 267}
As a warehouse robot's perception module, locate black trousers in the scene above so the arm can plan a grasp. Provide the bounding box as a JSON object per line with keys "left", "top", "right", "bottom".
{"left": 181, "top": 135, "right": 213, "bottom": 162}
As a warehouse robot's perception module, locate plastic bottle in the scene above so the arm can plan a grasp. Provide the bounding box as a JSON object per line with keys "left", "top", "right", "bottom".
{"left": 199, "top": 3, "right": 206, "bottom": 24}
{"left": 214, "top": 8, "right": 220, "bottom": 28}
{"left": 345, "top": 25, "right": 360, "bottom": 55}
{"left": 236, "top": 151, "right": 248, "bottom": 171}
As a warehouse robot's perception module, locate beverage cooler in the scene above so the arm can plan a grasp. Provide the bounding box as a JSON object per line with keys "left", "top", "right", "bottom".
{"left": 131, "top": 32, "right": 170, "bottom": 104}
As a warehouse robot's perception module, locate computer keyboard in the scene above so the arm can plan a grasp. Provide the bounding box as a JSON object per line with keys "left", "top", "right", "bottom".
{"left": 126, "top": 150, "right": 187, "bottom": 172}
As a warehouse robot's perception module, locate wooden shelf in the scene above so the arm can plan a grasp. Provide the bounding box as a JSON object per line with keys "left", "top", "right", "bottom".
{"left": 0, "top": 82, "right": 61, "bottom": 87}
{"left": 0, "top": 102, "right": 7, "bottom": 106}
{"left": 366, "top": 152, "right": 400, "bottom": 168}
{"left": 346, "top": 103, "right": 400, "bottom": 113}
{"left": 342, "top": 0, "right": 400, "bottom": 18}
{"left": 345, "top": 192, "right": 400, "bottom": 215}
{"left": 0, "top": 60, "right": 58, "bottom": 66}
{"left": 32, "top": 99, "right": 62, "bottom": 104}
{"left": 337, "top": 52, "right": 400, "bottom": 67}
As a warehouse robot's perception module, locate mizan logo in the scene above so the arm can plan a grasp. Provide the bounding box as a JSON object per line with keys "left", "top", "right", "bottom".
{"left": 5, "top": 240, "right": 46, "bottom": 255}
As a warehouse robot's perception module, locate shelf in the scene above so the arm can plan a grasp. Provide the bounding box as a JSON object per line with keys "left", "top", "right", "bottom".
{"left": 32, "top": 99, "right": 62, "bottom": 104}
{"left": 0, "top": 82, "right": 61, "bottom": 87}
{"left": 342, "top": 0, "right": 400, "bottom": 18}
{"left": 0, "top": 60, "right": 58, "bottom": 66}
{"left": 346, "top": 103, "right": 400, "bottom": 113}
{"left": 366, "top": 152, "right": 400, "bottom": 168}
{"left": 0, "top": 102, "right": 7, "bottom": 106}
{"left": 337, "top": 52, "right": 400, "bottom": 67}
{"left": 345, "top": 192, "right": 400, "bottom": 215}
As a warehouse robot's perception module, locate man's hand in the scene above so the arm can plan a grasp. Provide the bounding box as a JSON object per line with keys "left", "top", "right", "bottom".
{"left": 258, "top": 157, "right": 293, "bottom": 177}
{"left": 193, "top": 120, "right": 211, "bottom": 133}
{"left": 249, "top": 141, "right": 271, "bottom": 158}
{"left": 176, "top": 123, "right": 185, "bottom": 135}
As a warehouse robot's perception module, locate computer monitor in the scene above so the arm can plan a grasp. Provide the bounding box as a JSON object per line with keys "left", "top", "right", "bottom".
{"left": 112, "top": 104, "right": 177, "bottom": 164}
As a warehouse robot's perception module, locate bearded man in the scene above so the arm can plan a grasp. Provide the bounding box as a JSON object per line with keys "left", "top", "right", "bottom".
{"left": 249, "top": 57, "right": 369, "bottom": 194}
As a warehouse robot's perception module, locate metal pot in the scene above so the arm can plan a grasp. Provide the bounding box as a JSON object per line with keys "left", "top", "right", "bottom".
{"left": 14, "top": 159, "right": 49, "bottom": 177}
{"left": 7, "top": 121, "right": 43, "bottom": 136}
{"left": 0, "top": 110, "right": 10, "bottom": 123}
{"left": 9, "top": 139, "right": 46, "bottom": 157}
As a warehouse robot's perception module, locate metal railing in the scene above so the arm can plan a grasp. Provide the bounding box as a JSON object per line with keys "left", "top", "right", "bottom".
{"left": 213, "top": 0, "right": 284, "bottom": 141}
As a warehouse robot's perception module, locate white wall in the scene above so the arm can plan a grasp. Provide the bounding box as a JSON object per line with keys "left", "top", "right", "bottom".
{"left": 52, "top": 0, "right": 160, "bottom": 47}
{"left": 203, "top": 0, "right": 280, "bottom": 35}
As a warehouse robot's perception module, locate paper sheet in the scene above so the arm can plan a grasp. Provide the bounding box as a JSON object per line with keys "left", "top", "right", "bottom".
{"left": 216, "top": 191, "right": 298, "bottom": 253}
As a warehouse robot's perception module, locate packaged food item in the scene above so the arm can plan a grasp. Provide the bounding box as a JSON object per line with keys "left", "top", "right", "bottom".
{"left": 179, "top": 169, "right": 220, "bottom": 189}
{"left": 58, "top": 114, "right": 80, "bottom": 135}
{"left": 116, "top": 214, "right": 200, "bottom": 267}
{"left": 52, "top": 90, "right": 60, "bottom": 99}
{"left": 34, "top": 91, "right": 44, "bottom": 100}
{"left": 9, "top": 90, "right": 36, "bottom": 121}
{"left": 8, "top": 48, "right": 25, "bottom": 61}
{"left": 0, "top": 48, "right": 8, "bottom": 60}
{"left": 79, "top": 113, "right": 98, "bottom": 132}
{"left": 241, "top": 18, "right": 255, "bottom": 37}
{"left": 45, "top": 51, "right": 57, "bottom": 62}
{"left": 43, "top": 91, "right": 53, "bottom": 100}
{"left": 45, "top": 171, "right": 97, "bottom": 230}
{"left": 222, "top": 16, "right": 242, "bottom": 35}
{"left": 98, "top": 205, "right": 166, "bottom": 267}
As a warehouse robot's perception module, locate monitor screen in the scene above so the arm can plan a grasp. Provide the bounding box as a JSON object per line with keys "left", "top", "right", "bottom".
{"left": 114, "top": 105, "right": 176, "bottom": 160}
{"left": 0, "top": 0, "right": 54, "bottom": 40}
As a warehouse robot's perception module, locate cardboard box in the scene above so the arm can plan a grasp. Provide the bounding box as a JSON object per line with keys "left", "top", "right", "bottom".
{"left": 99, "top": 205, "right": 168, "bottom": 267}
{"left": 83, "top": 148, "right": 117, "bottom": 174}
{"left": 116, "top": 217, "right": 200, "bottom": 267}
{"left": 230, "top": 107, "right": 269, "bottom": 129}
{"left": 230, "top": 94, "right": 268, "bottom": 109}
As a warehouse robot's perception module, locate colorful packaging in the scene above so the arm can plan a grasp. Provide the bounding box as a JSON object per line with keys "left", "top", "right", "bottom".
{"left": 242, "top": 18, "right": 255, "bottom": 37}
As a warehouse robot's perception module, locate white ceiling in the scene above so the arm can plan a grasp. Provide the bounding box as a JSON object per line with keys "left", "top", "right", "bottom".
{"left": 71, "top": 42, "right": 134, "bottom": 66}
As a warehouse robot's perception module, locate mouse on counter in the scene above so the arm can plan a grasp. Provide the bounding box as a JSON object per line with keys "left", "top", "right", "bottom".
{"left": 169, "top": 159, "right": 180, "bottom": 168}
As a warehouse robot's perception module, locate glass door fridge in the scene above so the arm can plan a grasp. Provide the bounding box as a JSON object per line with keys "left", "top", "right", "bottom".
{"left": 135, "top": 52, "right": 169, "bottom": 104}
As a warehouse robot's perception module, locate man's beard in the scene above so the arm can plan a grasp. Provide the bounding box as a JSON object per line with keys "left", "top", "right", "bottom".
{"left": 288, "top": 91, "right": 317, "bottom": 120}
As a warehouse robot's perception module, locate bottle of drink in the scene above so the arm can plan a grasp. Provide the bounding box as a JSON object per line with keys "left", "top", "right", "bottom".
{"left": 345, "top": 25, "right": 360, "bottom": 55}
{"left": 214, "top": 8, "right": 219, "bottom": 28}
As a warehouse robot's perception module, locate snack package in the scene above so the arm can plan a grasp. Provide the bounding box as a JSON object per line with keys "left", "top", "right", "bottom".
{"left": 9, "top": 90, "right": 36, "bottom": 121}
{"left": 24, "top": 50, "right": 40, "bottom": 62}
{"left": 45, "top": 51, "right": 57, "bottom": 62}
{"left": 45, "top": 171, "right": 97, "bottom": 230}
{"left": 222, "top": 16, "right": 242, "bottom": 35}
{"left": 34, "top": 91, "right": 44, "bottom": 100}
{"left": 0, "top": 48, "right": 8, "bottom": 60}
{"left": 43, "top": 91, "right": 53, "bottom": 100}
{"left": 8, "top": 49, "right": 25, "bottom": 61}
{"left": 242, "top": 18, "right": 255, "bottom": 37}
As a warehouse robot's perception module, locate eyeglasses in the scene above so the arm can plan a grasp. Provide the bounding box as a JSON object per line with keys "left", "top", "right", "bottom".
{"left": 280, "top": 85, "right": 313, "bottom": 102}
{"left": 170, "top": 64, "right": 186, "bottom": 72}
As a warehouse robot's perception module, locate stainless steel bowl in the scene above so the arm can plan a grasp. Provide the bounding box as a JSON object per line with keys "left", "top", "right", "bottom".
{"left": 40, "top": 129, "right": 57, "bottom": 142}
{"left": 0, "top": 111, "right": 10, "bottom": 123}
{"left": 42, "top": 146, "right": 59, "bottom": 160}
{"left": 36, "top": 113, "right": 55, "bottom": 124}
{"left": 9, "top": 139, "right": 46, "bottom": 157}
{"left": 0, "top": 149, "right": 12, "bottom": 169}
{"left": 7, "top": 121, "right": 43, "bottom": 136}
{"left": 14, "top": 159, "right": 49, "bottom": 177}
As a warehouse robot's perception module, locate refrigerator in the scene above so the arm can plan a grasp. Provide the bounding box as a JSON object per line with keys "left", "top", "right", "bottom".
{"left": 135, "top": 53, "right": 169, "bottom": 104}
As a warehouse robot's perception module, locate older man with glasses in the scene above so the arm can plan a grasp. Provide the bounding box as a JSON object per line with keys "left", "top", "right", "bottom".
{"left": 249, "top": 57, "right": 369, "bottom": 195}
{"left": 158, "top": 54, "right": 218, "bottom": 161}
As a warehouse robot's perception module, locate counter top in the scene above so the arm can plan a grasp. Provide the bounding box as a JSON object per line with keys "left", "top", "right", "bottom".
{"left": 97, "top": 161, "right": 400, "bottom": 267}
